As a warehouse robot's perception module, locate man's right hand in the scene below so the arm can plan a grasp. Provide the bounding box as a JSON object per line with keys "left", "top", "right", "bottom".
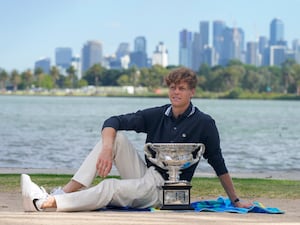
{"left": 96, "top": 127, "right": 116, "bottom": 177}
{"left": 96, "top": 145, "right": 113, "bottom": 178}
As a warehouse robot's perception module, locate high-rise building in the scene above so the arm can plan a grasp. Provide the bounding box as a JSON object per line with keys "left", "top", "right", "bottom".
{"left": 191, "top": 21, "right": 210, "bottom": 70}
{"left": 202, "top": 46, "right": 217, "bottom": 66}
{"left": 246, "top": 42, "right": 259, "bottom": 66}
{"left": 130, "top": 36, "right": 148, "bottom": 68}
{"left": 81, "top": 40, "right": 103, "bottom": 73}
{"left": 116, "top": 42, "right": 130, "bottom": 60}
{"left": 258, "top": 36, "right": 268, "bottom": 54}
{"left": 55, "top": 47, "right": 73, "bottom": 70}
{"left": 292, "top": 39, "right": 300, "bottom": 63}
{"left": 179, "top": 29, "right": 193, "bottom": 68}
{"left": 152, "top": 42, "right": 168, "bottom": 67}
{"left": 200, "top": 21, "right": 209, "bottom": 50}
{"left": 71, "top": 55, "right": 82, "bottom": 79}
{"left": 213, "top": 20, "right": 226, "bottom": 64}
{"left": 270, "top": 18, "right": 284, "bottom": 46}
{"left": 269, "top": 45, "right": 286, "bottom": 66}
{"left": 192, "top": 32, "right": 201, "bottom": 71}
{"left": 34, "top": 57, "right": 51, "bottom": 74}
{"left": 220, "top": 27, "right": 244, "bottom": 65}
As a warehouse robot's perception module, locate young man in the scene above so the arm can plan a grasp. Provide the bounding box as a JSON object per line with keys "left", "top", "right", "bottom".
{"left": 21, "top": 67, "right": 252, "bottom": 212}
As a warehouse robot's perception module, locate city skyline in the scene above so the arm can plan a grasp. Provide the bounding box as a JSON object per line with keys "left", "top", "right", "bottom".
{"left": 1, "top": 0, "right": 300, "bottom": 72}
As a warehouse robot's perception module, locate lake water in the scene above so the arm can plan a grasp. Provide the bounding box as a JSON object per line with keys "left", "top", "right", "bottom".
{"left": 0, "top": 95, "right": 299, "bottom": 177}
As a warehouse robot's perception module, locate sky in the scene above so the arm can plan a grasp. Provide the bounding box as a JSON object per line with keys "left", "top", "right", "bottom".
{"left": 1, "top": 0, "right": 300, "bottom": 72}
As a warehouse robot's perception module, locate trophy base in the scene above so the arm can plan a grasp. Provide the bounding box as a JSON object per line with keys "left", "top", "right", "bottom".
{"left": 160, "top": 204, "right": 194, "bottom": 210}
{"left": 161, "top": 183, "right": 194, "bottom": 210}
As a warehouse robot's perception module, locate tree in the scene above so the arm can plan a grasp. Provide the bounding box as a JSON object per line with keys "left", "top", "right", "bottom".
{"left": 291, "top": 63, "right": 300, "bottom": 95}
{"left": 139, "top": 65, "right": 168, "bottom": 90}
{"left": 10, "top": 70, "right": 21, "bottom": 91}
{"left": 21, "top": 69, "right": 33, "bottom": 91}
{"left": 117, "top": 74, "right": 130, "bottom": 86}
{"left": 34, "top": 67, "right": 44, "bottom": 88}
{"left": 281, "top": 59, "right": 296, "bottom": 93}
{"left": 0, "top": 69, "right": 8, "bottom": 92}
{"left": 84, "top": 64, "right": 105, "bottom": 86}
{"left": 50, "top": 66, "right": 60, "bottom": 88}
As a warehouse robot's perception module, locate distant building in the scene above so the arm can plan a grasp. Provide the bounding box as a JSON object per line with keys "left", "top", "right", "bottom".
{"left": 213, "top": 20, "right": 226, "bottom": 64}
{"left": 269, "top": 45, "right": 286, "bottom": 66}
{"left": 179, "top": 29, "right": 193, "bottom": 68}
{"left": 202, "top": 46, "right": 217, "bottom": 67}
{"left": 152, "top": 42, "right": 168, "bottom": 67}
{"left": 199, "top": 21, "right": 209, "bottom": 50}
{"left": 220, "top": 27, "right": 244, "bottom": 65}
{"left": 192, "top": 32, "right": 201, "bottom": 70}
{"left": 116, "top": 42, "right": 130, "bottom": 59}
{"left": 292, "top": 39, "right": 300, "bottom": 64}
{"left": 71, "top": 55, "right": 82, "bottom": 79}
{"left": 270, "top": 18, "right": 285, "bottom": 46}
{"left": 246, "top": 41, "right": 259, "bottom": 66}
{"left": 55, "top": 47, "right": 73, "bottom": 70}
{"left": 81, "top": 40, "right": 103, "bottom": 73}
{"left": 34, "top": 57, "right": 51, "bottom": 74}
{"left": 130, "top": 36, "right": 148, "bottom": 68}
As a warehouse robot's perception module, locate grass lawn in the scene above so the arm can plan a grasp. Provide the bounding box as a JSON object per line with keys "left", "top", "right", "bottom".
{"left": 1, "top": 174, "right": 299, "bottom": 199}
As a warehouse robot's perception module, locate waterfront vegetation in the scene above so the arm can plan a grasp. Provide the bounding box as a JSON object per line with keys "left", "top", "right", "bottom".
{"left": 1, "top": 59, "right": 300, "bottom": 100}
{"left": 1, "top": 174, "right": 300, "bottom": 199}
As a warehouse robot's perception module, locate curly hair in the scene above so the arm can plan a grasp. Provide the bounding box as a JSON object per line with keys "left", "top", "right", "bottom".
{"left": 164, "top": 67, "right": 197, "bottom": 89}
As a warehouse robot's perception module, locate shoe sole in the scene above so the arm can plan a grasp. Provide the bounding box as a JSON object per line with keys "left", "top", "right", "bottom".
{"left": 21, "top": 174, "right": 38, "bottom": 212}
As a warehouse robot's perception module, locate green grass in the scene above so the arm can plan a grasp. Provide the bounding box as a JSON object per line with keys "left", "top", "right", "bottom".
{"left": 1, "top": 174, "right": 300, "bottom": 199}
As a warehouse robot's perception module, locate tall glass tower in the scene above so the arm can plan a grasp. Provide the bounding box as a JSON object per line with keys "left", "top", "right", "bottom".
{"left": 55, "top": 47, "right": 73, "bottom": 70}
{"left": 130, "top": 36, "right": 148, "bottom": 68}
{"left": 179, "top": 29, "right": 193, "bottom": 68}
{"left": 81, "top": 40, "right": 103, "bottom": 73}
{"left": 270, "top": 18, "right": 284, "bottom": 46}
{"left": 199, "top": 21, "right": 209, "bottom": 49}
{"left": 213, "top": 20, "right": 226, "bottom": 64}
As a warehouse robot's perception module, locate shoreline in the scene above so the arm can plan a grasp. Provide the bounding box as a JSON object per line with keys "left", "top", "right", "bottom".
{"left": 1, "top": 167, "right": 299, "bottom": 181}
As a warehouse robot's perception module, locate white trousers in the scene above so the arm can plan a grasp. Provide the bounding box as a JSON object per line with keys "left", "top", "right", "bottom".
{"left": 54, "top": 132, "right": 164, "bottom": 212}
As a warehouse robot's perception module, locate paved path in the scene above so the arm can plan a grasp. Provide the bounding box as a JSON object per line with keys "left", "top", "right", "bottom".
{"left": 1, "top": 192, "right": 300, "bottom": 225}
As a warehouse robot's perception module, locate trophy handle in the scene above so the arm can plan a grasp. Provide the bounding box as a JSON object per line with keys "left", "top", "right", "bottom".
{"left": 144, "top": 143, "right": 161, "bottom": 167}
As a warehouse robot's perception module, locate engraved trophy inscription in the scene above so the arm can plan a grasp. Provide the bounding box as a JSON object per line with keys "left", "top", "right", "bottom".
{"left": 144, "top": 143, "right": 205, "bottom": 210}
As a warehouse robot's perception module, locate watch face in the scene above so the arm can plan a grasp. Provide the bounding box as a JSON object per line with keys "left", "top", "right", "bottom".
{"left": 164, "top": 189, "right": 189, "bottom": 205}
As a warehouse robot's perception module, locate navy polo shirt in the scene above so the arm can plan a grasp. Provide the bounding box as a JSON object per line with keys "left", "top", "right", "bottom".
{"left": 102, "top": 102, "right": 228, "bottom": 181}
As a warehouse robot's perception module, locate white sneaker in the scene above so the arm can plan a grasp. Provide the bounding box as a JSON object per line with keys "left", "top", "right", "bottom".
{"left": 21, "top": 174, "right": 49, "bottom": 212}
{"left": 50, "top": 187, "right": 65, "bottom": 195}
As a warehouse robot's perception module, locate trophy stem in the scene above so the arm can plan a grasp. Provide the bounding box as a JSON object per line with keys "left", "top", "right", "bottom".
{"left": 167, "top": 166, "right": 181, "bottom": 182}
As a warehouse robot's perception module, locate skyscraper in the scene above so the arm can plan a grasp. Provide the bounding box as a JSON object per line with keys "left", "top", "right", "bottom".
{"left": 179, "top": 29, "right": 193, "bottom": 68}
{"left": 199, "top": 21, "right": 209, "bottom": 50}
{"left": 116, "top": 42, "right": 130, "bottom": 59}
{"left": 81, "top": 40, "right": 103, "bottom": 73}
{"left": 130, "top": 36, "right": 148, "bottom": 68}
{"left": 34, "top": 57, "right": 51, "bottom": 74}
{"left": 246, "top": 42, "right": 259, "bottom": 66}
{"left": 270, "top": 18, "right": 284, "bottom": 46}
{"left": 213, "top": 20, "right": 226, "bottom": 64}
{"left": 192, "top": 32, "right": 201, "bottom": 71}
{"left": 55, "top": 47, "right": 73, "bottom": 70}
{"left": 220, "top": 27, "right": 244, "bottom": 65}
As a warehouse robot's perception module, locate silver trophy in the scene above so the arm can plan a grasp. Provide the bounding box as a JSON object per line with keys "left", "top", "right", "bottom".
{"left": 144, "top": 143, "right": 205, "bottom": 210}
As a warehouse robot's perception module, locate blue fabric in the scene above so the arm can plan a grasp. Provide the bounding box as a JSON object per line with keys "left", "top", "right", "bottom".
{"left": 97, "top": 196, "right": 284, "bottom": 214}
{"left": 191, "top": 196, "right": 284, "bottom": 214}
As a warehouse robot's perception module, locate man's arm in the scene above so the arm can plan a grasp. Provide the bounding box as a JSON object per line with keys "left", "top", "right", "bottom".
{"left": 96, "top": 127, "right": 117, "bottom": 177}
{"left": 218, "top": 173, "right": 253, "bottom": 208}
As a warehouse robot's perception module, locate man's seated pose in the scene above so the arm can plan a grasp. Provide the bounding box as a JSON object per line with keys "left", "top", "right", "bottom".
{"left": 21, "top": 67, "right": 252, "bottom": 212}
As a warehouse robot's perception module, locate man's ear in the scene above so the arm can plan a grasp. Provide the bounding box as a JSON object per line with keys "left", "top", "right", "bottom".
{"left": 190, "top": 88, "right": 195, "bottom": 97}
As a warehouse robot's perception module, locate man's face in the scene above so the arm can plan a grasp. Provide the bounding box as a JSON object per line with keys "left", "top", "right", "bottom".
{"left": 168, "top": 81, "right": 195, "bottom": 108}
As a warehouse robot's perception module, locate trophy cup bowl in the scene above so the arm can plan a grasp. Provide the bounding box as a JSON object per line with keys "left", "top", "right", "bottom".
{"left": 144, "top": 143, "right": 205, "bottom": 210}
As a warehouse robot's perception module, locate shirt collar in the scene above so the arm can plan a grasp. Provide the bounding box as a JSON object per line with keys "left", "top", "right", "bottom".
{"left": 165, "top": 103, "right": 195, "bottom": 118}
